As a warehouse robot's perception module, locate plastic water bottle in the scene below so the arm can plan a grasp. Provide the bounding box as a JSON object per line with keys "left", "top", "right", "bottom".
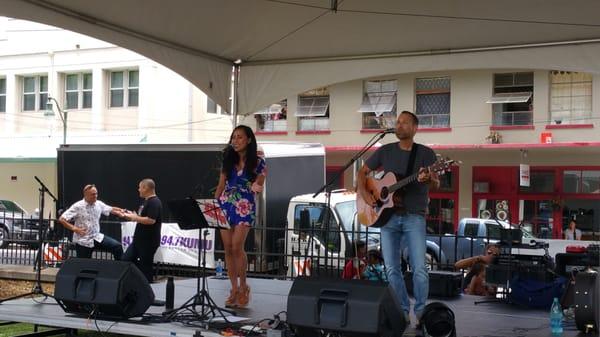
{"left": 216, "top": 259, "right": 224, "bottom": 278}
{"left": 550, "top": 297, "right": 563, "bottom": 335}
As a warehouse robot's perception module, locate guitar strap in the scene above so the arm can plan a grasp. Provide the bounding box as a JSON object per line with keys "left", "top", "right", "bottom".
{"left": 393, "top": 143, "right": 420, "bottom": 213}
{"left": 404, "top": 143, "right": 420, "bottom": 177}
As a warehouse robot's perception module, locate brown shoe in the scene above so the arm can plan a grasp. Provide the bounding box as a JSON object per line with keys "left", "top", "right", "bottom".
{"left": 225, "top": 289, "right": 237, "bottom": 308}
{"left": 237, "top": 285, "right": 250, "bottom": 308}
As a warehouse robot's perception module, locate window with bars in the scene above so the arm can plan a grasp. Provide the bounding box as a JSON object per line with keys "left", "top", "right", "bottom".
{"left": 550, "top": 71, "right": 592, "bottom": 125}
{"left": 358, "top": 80, "right": 397, "bottom": 129}
{"left": 415, "top": 77, "right": 450, "bottom": 128}
{"left": 109, "top": 70, "right": 138, "bottom": 108}
{"left": 296, "top": 87, "right": 330, "bottom": 131}
{"left": 65, "top": 73, "right": 93, "bottom": 110}
{"left": 489, "top": 72, "right": 533, "bottom": 126}
{"left": 0, "top": 78, "right": 5, "bottom": 113}
{"left": 22, "top": 75, "right": 48, "bottom": 112}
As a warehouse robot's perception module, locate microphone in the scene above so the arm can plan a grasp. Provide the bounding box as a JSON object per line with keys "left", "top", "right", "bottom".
{"left": 382, "top": 128, "right": 396, "bottom": 134}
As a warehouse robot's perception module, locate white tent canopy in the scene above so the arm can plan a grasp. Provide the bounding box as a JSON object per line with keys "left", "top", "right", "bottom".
{"left": 4, "top": 0, "right": 600, "bottom": 114}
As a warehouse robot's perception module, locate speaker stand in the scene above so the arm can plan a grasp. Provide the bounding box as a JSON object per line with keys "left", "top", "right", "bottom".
{"left": 163, "top": 229, "right": 235, "bottom": 322}
{"left": 0, "top": 178, "right": 57, "bottom": 304}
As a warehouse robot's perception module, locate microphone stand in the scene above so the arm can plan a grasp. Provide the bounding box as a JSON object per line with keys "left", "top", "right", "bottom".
{"left": 311, "top": 130, "right": 392, "bottom": 276}
{"left": 0, "top": 176, "right": 57, "bottom": 304}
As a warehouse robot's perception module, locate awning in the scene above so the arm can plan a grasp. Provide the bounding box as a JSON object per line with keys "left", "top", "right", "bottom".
{"left": 486, "top": 92, "right": 532, "bottom": 104}
{"left": 358, "top": 92, "right": 397, "bottom": 116}
{"left": 295, "top": 96, "right": 329, "bottom": 117}
{"left": 254, "top": 104, "right": 283, "bottom": 115}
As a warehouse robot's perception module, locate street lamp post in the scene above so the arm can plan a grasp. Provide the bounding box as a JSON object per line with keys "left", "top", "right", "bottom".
{"left": 46, "top": 97, "right": 68, "bottom": 144}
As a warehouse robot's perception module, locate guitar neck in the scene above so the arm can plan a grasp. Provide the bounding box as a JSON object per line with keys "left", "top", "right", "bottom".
{"left": 388, "top": 172, "right": 419, "bottom": 193}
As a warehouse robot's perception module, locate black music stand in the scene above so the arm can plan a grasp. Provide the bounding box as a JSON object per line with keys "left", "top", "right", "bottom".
{"left": 163, "top": 198, "right": 234, "bottom": 322}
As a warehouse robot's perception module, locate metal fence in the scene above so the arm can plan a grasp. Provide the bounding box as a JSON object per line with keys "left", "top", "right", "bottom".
{"left": 0, "top": 212, "right": 569, "bottom": 281}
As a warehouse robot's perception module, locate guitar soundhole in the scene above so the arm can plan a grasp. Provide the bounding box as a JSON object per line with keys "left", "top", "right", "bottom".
{"left": 380, "top": 187, "right": 389, "bottom": 200}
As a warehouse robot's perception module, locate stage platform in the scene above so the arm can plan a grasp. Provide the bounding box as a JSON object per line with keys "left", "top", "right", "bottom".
{"left": 0, "top": 277, "right": 593, "bottom": 337}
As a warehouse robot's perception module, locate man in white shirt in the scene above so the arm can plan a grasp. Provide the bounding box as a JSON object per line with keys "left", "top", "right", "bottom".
{"left": 59, "top": 184, "right": 125, "bottom": 259}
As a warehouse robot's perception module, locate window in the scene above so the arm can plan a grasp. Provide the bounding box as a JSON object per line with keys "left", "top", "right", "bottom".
{"left": 293, "top": 204, "right": 340, "bottom": 253}
{"left": 463, "top": 221, "right": 479, "bottom": 237}
{"left": 207, "top": 97, "right": 217, "bottom": 113}
{"left": 254, "top": 100, "right": 287, "bottom": 132}
{"left": 519, "top": 170, "right": 555, "bottom": 193}
{"left": 22, "top": 75, "right": 48, "bottom": 112}
{"left": 0, "top": 77, "right": 5, "bottom": 113}
{"left": 65, "top": 73, "right": 92, "bottom": 109}
{"left": 520, "top": 200, "right": 553, "bottom": 238}
{"left": 358, "top": 80, "right": 397, "bottom": 129}
{"left": 488, "top": 72, "right": 533, "bottom": 126}
{"left": 563, "top": 170, "right": 600, "bottom": 194}
{"left": 427, "top": 198, "right": 455, "bottom": 235}
{"left": 550, "top": 71, "right": 592, "bottom": 125}
{"left": 109, "top": 70, "right": 138, "bottom": 108}
{"left": 0, "top": 200, "right": 25, "bottom": 213}
{"left": 485, "top": 222, "right": 502, "bottom": 240}
{"left": 296, "top": 87, "right": 329, "bottom": 131}
{"left": 415, "top": 77, "right": 450, "bottom": 128}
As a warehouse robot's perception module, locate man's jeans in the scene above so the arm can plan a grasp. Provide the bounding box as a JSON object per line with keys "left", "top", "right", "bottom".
{"left": 75, "top": 235, "right": 123, "bottom": 260}
{"left": 380, "top": 213, "right": 428, "bottom": 318}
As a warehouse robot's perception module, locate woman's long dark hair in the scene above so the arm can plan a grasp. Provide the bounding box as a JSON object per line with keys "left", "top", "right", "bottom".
{"left": 222, "top": 125, "right": 259, "bottom": 182}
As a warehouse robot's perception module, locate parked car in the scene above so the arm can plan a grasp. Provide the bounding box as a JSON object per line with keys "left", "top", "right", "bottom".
{"left": 0, "top": 199, "right": 40, "bottom": 248}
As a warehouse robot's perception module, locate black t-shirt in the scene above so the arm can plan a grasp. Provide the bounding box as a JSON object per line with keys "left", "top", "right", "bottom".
{"left": 133, "top": 196, "right": 162, "bottom": 248}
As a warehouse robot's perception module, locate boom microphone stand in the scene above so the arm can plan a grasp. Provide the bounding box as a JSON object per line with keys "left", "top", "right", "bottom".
{"left": 0, "top": 176, "right": 56, "bottom": 304}
{"left": 311, "top": 128, "right": 394, "bottom": 275}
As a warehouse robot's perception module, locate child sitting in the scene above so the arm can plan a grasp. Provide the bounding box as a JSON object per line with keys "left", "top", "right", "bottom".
{"left": 362, "top": 249, "right": 388, "bottom": 282}
{"left": 464, "top": 262, "right": 494, "bottom": 296}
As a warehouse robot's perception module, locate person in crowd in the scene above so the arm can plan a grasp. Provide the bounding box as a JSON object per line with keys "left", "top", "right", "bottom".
{"left": 122, "top": 179, "right": 162, "bottom": 283}
{"left": 564, "top": 219, "right": 582, "bottom": 240}
{"left": 464, "top": 262, "right": 494, "bottom": 296}
{"left": 215, "top": 125, "right": 266, "bottom": 308}
{"left": 455, "top": 243, "right": 500, "bottom": 294}
{"left": 342, "top": 240, "right": 367, "bottom": 279}
{"left": 357, "top": 110, "right": 439, "bottom": 324}
{"left": 454, "top": 243, "right": 500, "bottom": 270}
{"left": 58, "top": 184, "right": 125, "bottom": 260}
{"left": 362, "top": 249, "right": 388, "bottom": 282}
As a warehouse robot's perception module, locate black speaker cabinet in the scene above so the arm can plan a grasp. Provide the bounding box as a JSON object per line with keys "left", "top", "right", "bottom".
{"left": 574, "top": 270, "right": 599, "bottom": 333}
{"left": 55, "top": 258, "right": 155, "bottom": 319}
{"left": 287, "top": 277, "right": 405, "bottom": 337}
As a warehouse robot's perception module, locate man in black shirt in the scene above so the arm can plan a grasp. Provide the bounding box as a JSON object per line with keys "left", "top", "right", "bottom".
{"left": 123, "top": 178, "right": 162, "bottom": 283}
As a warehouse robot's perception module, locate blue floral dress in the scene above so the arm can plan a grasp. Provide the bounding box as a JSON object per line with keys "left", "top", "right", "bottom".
{"left": 218, "top": 157, "right": 267, "bottom": 227}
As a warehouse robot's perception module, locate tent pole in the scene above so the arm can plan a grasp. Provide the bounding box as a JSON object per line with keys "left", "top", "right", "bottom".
{"left": 232, "top": 64, "right": 240, "bottom": 128}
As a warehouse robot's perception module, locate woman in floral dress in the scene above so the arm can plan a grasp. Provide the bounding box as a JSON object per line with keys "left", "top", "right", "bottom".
{"left": 214, "top": 125, "right": 266, "bottom": 308}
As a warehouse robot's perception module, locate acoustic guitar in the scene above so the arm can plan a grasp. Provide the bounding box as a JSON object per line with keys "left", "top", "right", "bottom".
{"left": 357, "top": 157, "right": 456, "bottom": 227}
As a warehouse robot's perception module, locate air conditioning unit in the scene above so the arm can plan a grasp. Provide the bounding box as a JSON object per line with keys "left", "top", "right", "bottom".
{"left": 474, "top": 182, "right": 489, "bottom": 193}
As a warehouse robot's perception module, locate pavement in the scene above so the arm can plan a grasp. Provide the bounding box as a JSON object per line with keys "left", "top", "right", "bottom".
{"left": 0, "top": 264, "right": 58, "bottom": 283}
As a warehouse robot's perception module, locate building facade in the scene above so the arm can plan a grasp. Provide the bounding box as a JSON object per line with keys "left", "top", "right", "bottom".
{"left": 0, "top": 18, "right": 233, "bottom": 212}
{"left": 242, "top": 69, "right": 600, "bottom": 240}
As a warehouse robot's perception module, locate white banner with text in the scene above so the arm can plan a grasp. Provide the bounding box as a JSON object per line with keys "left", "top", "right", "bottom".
{"left": 121, "top": 222, "right": 216, "bottom": 268}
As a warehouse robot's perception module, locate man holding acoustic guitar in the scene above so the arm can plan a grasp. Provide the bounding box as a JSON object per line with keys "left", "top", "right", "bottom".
{"left": 357, "top": 110, "right": 440, "bottom": 327}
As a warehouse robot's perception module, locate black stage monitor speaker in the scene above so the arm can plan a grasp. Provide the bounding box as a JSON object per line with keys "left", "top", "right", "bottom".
{"left": 287, "top": 277, "right": 405, "bottom": 337}
{"left": 55, "top": 258, "right": 155, "bottom": 319}
{"left": 574, "top": 270, "right": 599, "bottom": 333}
